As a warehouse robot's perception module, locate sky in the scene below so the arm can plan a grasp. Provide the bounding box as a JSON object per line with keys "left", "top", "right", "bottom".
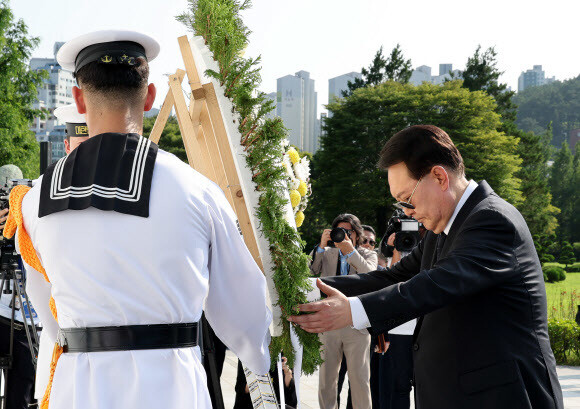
{"left": 11, "top": 0, "right": 580, "bottom": 115}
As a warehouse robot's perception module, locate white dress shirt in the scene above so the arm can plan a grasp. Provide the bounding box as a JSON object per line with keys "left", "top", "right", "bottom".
{"left": 349, "top": 180, "right": 478, "bottom": 330}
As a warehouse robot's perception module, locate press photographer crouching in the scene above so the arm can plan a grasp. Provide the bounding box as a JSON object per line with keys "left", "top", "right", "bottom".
{"left": 310, "top": 213, "right": 377, "bottom": 409}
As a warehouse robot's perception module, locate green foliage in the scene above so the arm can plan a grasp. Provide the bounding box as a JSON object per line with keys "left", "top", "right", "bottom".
{"left": 143, "top": 116, "right": 187, "bottom": 162}
{"left": 318, "top": 80, "right": 522, "bottom": 237}
{"left": 0, "top": 1, "right": 47, "bottom": 178}
{"left": 515, "top": 75, "right": 580, "bottom": 147}
{"left": 575, "top": 242, "right": 580, "bottom": 259}
{"left": 560, "top": 241, "right": 577, "bottom": 266}
{"left": 456, "top": 46, "right": 558, "bottom": 238}
{"left": 543, "top": 265, "right": 566, "bottom": 283}
{"left": 547, "top": 319, "right": 580, "bottom": 365}
{"left": 457, "top": 46, "right": 517, "bottom": 123}
{"left": 549, "top": 143, "right": 579, "bottom": 242}
{"left": 178, "top": 0, "right": 322, "bottom": 373}
{"left": 512, "top": 124, "right": 559, "bottom": 237}
{"left": 342, "top": 44, "right": 412, "bottom": 97}
{"left": 565, "top": 263, "right": 580, "bottom": 273}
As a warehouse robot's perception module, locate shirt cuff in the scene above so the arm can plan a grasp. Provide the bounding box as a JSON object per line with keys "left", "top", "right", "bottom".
{"left": 348, "top": 296, "right": 371, "bottom": 329}
{"left": 316, "top": 246, "right": 325, "bottom": 253}
{"left": 345, "top": 249, "right": 356, "bottom": 258}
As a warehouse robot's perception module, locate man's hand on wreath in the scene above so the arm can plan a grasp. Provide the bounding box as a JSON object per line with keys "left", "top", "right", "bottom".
{"left": 287, "top": 279, "right": 352, "bottom": 333}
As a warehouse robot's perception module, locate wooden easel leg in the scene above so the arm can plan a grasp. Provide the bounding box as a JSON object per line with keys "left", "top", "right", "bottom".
{"left": 149, "top": 69, "right": 185, "bottom": 144}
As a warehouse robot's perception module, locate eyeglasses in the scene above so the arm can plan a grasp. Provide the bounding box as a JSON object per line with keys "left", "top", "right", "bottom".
{"left": 362, "top": 238, "right": 376, "bottom": 246}
{"left": 394, "top": 177, "right": 422, "bottom": 210}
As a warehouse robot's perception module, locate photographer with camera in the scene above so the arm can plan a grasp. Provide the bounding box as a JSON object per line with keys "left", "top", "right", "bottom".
{"left": 0, "top": 165, "right": 39, "bottom": 409}
{"left": 310, "top": 213, "right": 377, "bottom": 409}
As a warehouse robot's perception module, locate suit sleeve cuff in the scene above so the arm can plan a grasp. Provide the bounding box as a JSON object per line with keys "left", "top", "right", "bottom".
{"left": 348, "top": 296, "right": 371, "bottom": 329}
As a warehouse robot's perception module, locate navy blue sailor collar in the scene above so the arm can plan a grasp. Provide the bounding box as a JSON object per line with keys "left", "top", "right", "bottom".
{"left": 39, "top": 133, "right": 158, "bottom": 218}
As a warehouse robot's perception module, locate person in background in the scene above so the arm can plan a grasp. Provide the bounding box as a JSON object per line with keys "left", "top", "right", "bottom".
{"left": 360, "top": 225, "right": 377, "bottom": 252}
{"left": 310, "top": 213, "right": 377, "bottom": 409}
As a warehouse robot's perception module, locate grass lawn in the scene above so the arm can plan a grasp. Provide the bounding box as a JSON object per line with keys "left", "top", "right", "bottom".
{"left": 545, "top": 273, "right": 580, "bottom": 321}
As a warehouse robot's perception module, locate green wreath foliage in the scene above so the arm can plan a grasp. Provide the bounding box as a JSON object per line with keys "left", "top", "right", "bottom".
{"left": 177, "top": 0, "right": 322, "bottom": 374}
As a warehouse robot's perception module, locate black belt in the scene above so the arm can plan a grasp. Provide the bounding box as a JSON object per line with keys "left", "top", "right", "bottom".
{"left": 57, "top": 322, "right": 199, "bottom": 353}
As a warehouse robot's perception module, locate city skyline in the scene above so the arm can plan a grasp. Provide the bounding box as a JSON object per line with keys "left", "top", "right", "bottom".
{"left": 11, "top": 0, "right": 579, "bottom": 115}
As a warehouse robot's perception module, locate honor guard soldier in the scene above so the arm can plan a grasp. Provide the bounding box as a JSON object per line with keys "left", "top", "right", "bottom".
{"left": 4, "top": 30, "right": 272, "bottom": 409}
{"left": 54, "top": 104, "right": 89, "bottom": 154}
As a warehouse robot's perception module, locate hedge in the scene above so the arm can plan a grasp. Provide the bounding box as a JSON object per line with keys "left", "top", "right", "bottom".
{"left": 548, "top": 319, "right": 580, "bottom": 364}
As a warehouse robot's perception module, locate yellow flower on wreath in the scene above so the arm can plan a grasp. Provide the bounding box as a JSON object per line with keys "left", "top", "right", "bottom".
{"left": 298, "top": 180, "right": 308, "bottom": 197}
{"left": 289, "top": 190, "right": 301, "bottom": 208}
{"left": 295, "top": 211, "right": 305, "bottom": 227}
{"left": 288, "top": 147, "right": 300, "bottom": 164}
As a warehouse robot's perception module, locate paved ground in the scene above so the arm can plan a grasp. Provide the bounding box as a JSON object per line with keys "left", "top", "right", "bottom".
{"left": 221, "top": 350, "right": 580, "bottom": 409}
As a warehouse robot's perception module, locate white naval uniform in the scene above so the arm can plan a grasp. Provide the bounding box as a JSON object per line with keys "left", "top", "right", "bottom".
{"left": 20, "top": 148, "right": 272, "bottom": 409}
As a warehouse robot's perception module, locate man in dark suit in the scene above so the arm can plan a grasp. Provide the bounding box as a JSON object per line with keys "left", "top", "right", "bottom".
{"left": 289, "top": 125, "right": 564, "bottom": 409}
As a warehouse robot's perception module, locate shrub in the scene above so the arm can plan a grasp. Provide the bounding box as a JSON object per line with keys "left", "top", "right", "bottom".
{"left": 565, "top": 263, "right": 580, "bottom": 273}
{"left": 547, "top": 319, "right": 580, "bottom": 364}
{"left": 543, "top": 265, "right": 566, "bottom": 283}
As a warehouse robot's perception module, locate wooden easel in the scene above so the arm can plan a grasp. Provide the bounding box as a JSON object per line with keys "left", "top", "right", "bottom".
{"left": 149, "top": 36, "right": 263, "bottom": 271}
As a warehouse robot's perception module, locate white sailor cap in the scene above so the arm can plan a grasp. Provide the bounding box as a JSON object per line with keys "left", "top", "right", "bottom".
{"left": 56, "top": 30, "right": 160, "bottom": 73}
{"left": 54, "top": 104, "right": 88, "bottom": 137}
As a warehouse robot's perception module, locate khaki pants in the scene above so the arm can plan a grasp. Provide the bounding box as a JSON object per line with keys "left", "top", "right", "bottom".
{"left": 319, "top": 327, "right": 371, "bottom": 409}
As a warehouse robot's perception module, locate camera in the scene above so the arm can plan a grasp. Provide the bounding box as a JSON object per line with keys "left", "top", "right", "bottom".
{"left": 0, "top": 179, "right": 33, "bottom": 211}
{"left": 327, "top": 227, "right": 352, "bottom": 248}
{"left": 380, "top": 209, "right": 422, "bottom": 257}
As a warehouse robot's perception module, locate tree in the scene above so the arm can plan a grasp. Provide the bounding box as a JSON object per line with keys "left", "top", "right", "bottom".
{"left": 313, "top": 81, "right": 522, "bottom": 238}
{"left": 457, "top": 46, "right": 517, "bottom": 122}
{"left": 0, "top": 1, "right": 47, "bottom": 178}
{"left": 559, "top": 241, "right": 576, "bottom": 266}
{"left": 142, "top": 116, "right": 187, "bottom": 162}
{"left": 549, "top": 142, "right": 575, "bottom": 241}
{"left": 515, "top": 76, "right": 580, "bottom": 147}
{"left": 457, "top": 45, "right": 559, "bottom": 237}
{"left": 342, "top": 44, "right": 412, "bottom": 97}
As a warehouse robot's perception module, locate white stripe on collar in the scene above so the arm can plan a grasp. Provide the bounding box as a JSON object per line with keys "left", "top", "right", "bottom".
{"left": 443, "top": 180, "right": 478, "bottom": 235}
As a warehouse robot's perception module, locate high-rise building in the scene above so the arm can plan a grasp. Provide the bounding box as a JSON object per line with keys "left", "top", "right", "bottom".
{"left": 276, "top": 71, "right": 319, "bottom": 153}
{"left": 409, "top": 65, "right": 432, "bottom": 86}
{"left": 328, "top": 72, "right": 362, "bottom": 103}
{"left": 264, "top": 92, "right": 278, "bottom": 120}
{"left": 409, "top": 64, "right": 461, "bottom": 86}
{"left": 439, "top": 64, "right": 453, "bottom": 76}
{"left": 518, "top": 65, "right": 556, "bottom": 92}
{"left": 30, "top": 42, "right": 75, "bottom": 161}
{"left": 327, "top": 72, "right": 362, "bottom": 119}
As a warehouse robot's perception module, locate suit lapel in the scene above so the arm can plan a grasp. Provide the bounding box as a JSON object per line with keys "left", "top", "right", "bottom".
{"left": 413, "top": 181, "right": 493, "bottom": 341}
{"left": 439, "top": 181, "right": 493, "bottom": 258}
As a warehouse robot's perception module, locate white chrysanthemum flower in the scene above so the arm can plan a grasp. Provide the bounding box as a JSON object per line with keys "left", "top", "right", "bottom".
{"left": 300, "top": 157, "right": 311, "bottom": 179}
{"left": 282, "top": 155, "right": 295, "bottom": 178}
{"left": 291, "top": 178, "right": 300, "bottom": 190}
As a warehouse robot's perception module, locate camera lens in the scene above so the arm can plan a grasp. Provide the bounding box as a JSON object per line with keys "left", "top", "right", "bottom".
{"left": 330, "top": 227, "right": 346, "bottom": 243}
{"left": 395, "top": 232, "right": 418, "bottom": 252}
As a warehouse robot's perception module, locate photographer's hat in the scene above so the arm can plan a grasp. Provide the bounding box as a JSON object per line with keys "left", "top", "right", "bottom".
{"left": 56, "top": 30, "right": 160, "bottom": 74}
{"left": 54, "top": 104, "right": 88, "bottom": 138}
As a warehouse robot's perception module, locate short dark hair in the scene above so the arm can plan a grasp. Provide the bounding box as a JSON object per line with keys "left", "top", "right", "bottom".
{"left": 75, "top": 57, "right": 149, "bottom": 105}
{"left": 378, "top": 125, "right": 465, "bottom": 180}
{"left": 361, "top": 225, "right": 376, "bottom": 236}
{"left": 332, "top": 213, "right": 364, "bottom": 246}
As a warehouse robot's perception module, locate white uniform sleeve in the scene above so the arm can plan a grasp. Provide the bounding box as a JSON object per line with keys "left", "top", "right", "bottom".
{"left": 22, "top": 262, "right": 59, "bottom": 400}
{"left": 203, "top": 184, "right": 272, "bottom": 374}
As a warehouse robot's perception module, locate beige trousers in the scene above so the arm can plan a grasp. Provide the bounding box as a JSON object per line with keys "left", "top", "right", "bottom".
{"left": 318, "top": 326, "right": 371, "bottom": 409}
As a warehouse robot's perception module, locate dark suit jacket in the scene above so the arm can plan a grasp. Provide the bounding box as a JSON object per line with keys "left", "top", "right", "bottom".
{"left": 323, "top": 181, "right": 563, "bottom": 409}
